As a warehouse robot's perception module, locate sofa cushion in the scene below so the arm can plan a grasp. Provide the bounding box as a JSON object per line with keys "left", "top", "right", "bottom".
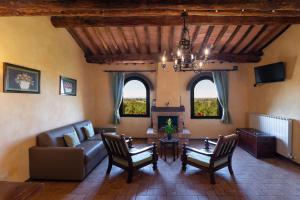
{"left": 73, "top": 120, "right": 94, "bottom": 142}
{"left": 37, "top": 125, "right": 75, "bottom": 147}
{"left": 76, "top": 140, "right": 104, "bottom": 163}
{"left": 83, "top": 123, "right": 95, "bottom": 139}
{"left": 64, "top": 130, "right": 81, "bottom": 147}
{"left": 87, "top": 134, "right": 103, "bottom": 141}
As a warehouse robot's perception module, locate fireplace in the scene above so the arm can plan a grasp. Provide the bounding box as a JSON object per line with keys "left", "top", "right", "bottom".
{"left": 147, "top": 106, "right": 190, "bottom": 144}
{"left": 158, "top": 116, "right": 178, "bottom": 132}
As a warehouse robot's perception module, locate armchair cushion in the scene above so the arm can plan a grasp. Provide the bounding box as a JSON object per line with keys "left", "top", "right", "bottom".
{"left": 187, "top": 152, "right": 228, "bottom": 168}
{"left": 113, "top": 151, "right": 152, "bottom": 167}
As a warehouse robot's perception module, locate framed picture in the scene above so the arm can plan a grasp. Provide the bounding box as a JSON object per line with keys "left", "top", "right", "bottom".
{"left": 59, "top": 76, "right": 77, "bottom": 96}
{"left": 3, "top": 63, "right": 41, "bottom": 94}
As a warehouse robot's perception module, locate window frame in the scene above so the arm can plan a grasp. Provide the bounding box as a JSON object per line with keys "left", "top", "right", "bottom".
{"left": 190, "top": 75, "right": 222, "bottom": 119}
{"left": 120, "top": 76, "right": 150, "bottom": 118}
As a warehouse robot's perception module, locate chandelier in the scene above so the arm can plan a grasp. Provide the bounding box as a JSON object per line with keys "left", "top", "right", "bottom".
{"left": 161, "top": 10, "right": 210, "bottom": 72}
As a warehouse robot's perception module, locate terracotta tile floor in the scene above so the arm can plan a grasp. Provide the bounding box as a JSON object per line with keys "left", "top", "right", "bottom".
{"left": 32, "top": 140, "right": 300, "bottom": 200}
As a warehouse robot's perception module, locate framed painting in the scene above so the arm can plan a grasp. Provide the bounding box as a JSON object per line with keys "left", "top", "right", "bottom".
{"left": 59, "top": 76, "right": 77, "bottom": 96}
{"left": 3, "top": 63, "right": 41, "bottom": 94}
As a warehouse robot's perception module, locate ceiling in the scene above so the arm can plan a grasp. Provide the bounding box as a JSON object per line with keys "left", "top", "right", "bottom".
{"left": 0, "top": 0, "right": 297, "bottom": 64}
{"left": 67, "top": 24, "right": 289, "bottom": 64}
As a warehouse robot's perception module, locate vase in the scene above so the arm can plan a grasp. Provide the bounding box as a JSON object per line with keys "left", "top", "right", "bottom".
{"left": 167, "top": 133, "right": 172, "bottom": 140}
{"left": 19, "top": 80, "right": 30, "bottom": 90}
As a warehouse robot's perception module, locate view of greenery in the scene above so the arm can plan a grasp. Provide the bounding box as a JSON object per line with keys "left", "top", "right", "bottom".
{"left": 194, "top": 98, "right": 219, "bottom": 117}
{"left": 123, "top": 98, "right": 146, "bottom": 115}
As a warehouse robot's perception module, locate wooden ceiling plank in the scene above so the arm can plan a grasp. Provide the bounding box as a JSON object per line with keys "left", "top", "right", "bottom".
{"left": 122, "top": 27, "right": 138, "bottom": 54}
{"left": 67, "top": 28, "right": 91, "bottom": 55}
{"left": 257, "top": 24, "right": 291, "bottom": 52}
{"left": 161, "top": 26, "right": 170, "bottom": 54}
{"left": 199, "top": 26, "right": 214, "bottom": 54}
{"left": 192, "top": 25, "right": 209, "bottom": 53}
{"left": 117, "top": 27, "right": 130, "bottom": 54}
{"left": 75, "top": 28, "right": 99, "bottom": 55}
{"left": 169, "top": 26, "right": 175, "bottom": 54}
{"left": 94, "top": 28, "right": 112, "bottom": 54}
{"left": 223, "top": 25, "right": 250, "bottom": 53}
{"left": 105, "top": 27, "right": 121, "bottom": 54}
{"left": 144, "top": 26, "right": 151, "bottom": 54}
{"left": 240, "top": 25, "right": 269, "bottom": 53}
{"left": 86, "top": 52, "right": 261, "bottom": 64}
{"left": 215, "top": 25, "right": 238, "bottom": 53}
{"left": 109, "top": 27, "right": 128, "bottom": 54}
{"left": 158, "top": 26, "right": 162, "bottom": 53}
{"left": 132, "top": 27, "right": 142, "bottom": 54}
{"left": 233, "top": 25, "right": 266, "bottom": 54}
{"left": 97, "top": 27, "right": 118, "bottom": 54}
{"left": 230, "top": 25, "right": 254, "bottom": 53}
{"left": 205, "top": 25, "right": 224, "bottom": 50}
{"left": 220, "top": 25, "right": 241, "bottom": 53}
{"left": 211, "top": 25, "right": 228, "bottom": 51}
{"left": 148, "top": 26, "right": 159, "bottom": 54}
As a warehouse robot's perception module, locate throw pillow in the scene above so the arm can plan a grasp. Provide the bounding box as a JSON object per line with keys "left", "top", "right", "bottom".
{"left": 64, "top": 129, "right": 80, "bottom": 147}
{"left": 83, "top": 123, "right": 95, "bottom": 139}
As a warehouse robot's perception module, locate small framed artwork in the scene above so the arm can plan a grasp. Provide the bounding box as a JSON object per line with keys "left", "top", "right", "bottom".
{"left": 59, "top": 76, "right": 77, "bottom": 96}
{"left": 3, "top": 63, "right": 41, "bottom": 94}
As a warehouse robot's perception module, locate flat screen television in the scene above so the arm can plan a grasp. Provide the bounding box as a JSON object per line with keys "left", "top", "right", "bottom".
{"left": 254, "top": 62, "right": 285, "bottom": 85}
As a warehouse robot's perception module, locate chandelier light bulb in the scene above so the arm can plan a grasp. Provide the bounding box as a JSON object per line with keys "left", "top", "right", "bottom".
{"left": 199, "top": 62, "right": 204, "bottom": 68}
{"left": 162, "top": 55, "right": 166, "bottom": 63}
{"left": 204, "top": 48, "right": 210, "bottom": 56}
{"left": 177, "top": 49, "right": 181, "bottom": 57}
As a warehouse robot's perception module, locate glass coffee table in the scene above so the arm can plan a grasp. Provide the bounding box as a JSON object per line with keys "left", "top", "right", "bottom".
{"left": 159, "top": 138, "right": 179, "bottom": 161}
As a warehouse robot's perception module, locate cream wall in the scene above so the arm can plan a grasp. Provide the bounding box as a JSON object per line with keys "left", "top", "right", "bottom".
{"left": 248, "top": 25, "right": 300, "bottom": 164}
{"left": 0, "top": 17, "right": 95, "bottom": 181}
{"left": 93, "top": 63, "right": 249, "bottom": 139}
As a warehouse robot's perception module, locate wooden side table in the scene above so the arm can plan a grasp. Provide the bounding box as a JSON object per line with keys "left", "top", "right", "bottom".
{"left": 159, "top": 138, "right": 179, "bottom": 161}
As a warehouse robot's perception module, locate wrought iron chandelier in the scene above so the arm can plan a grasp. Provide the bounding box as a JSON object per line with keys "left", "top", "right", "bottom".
{"left": 161, "top": 10, "right": 210, "bottom": 72}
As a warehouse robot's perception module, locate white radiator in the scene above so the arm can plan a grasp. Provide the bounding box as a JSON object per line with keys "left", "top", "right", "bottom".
{"left": 249, "top": 113, "right": 293, "bottom": 159}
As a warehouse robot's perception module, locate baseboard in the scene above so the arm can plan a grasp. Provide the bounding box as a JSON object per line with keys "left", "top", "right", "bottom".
{"left": 275, "top": 153, "right": 300, "bottom": 167}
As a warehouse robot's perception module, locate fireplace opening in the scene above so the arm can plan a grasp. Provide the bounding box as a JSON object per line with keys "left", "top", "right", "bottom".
{"left": 158, "top": 116, "right": 178, "bottom": 132}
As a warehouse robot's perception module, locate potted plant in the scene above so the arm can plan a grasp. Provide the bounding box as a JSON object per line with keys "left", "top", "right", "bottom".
{"left": 164, "top": 118, "right": 176, "bottom": 140}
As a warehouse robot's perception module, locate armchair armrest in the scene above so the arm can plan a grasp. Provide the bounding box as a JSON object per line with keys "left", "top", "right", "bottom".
{"left": 125, "top": 136, "right": 133, "bottom": 148}
{"left": 29, "top": 146, "right": 85, "bottom": 180}
{"left": 184, "top": 146, "right": 214, "bottom": 156}
{"left": 208, "top": 140, "right": 217, "bottom": 146}
{"left": 129, "top": 146, "right": 153, "bottom": 156}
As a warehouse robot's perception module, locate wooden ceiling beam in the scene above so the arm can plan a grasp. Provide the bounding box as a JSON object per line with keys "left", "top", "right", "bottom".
{"left": 86, "top": 53, "right": 261, "bottom": 64}
{"left": 1, "top": 1, "right": 300, "bottom": 16}
{"left": 51, "top": 15, "right": 300, "bottom": 27}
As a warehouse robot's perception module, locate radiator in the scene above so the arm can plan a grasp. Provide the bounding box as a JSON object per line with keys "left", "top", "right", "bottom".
{"left": 249, "top": 113, "right": 293, "bottom": 159}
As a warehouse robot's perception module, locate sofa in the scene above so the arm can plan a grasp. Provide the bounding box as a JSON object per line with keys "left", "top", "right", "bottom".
{"left": 29, "top": 120, "right": 115, "bottom": 181}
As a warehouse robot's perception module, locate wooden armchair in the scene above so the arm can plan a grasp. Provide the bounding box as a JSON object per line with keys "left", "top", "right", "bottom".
{"left": 181, "top": 134, "right": 239, "bottom": 184}
{"left": 101, "top": 132, "right": 158, "bottom": 183}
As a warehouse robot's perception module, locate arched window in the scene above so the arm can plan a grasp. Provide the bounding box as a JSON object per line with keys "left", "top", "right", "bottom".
{"left": 120, "top": 76, "right": 150, "bottom": 117}
{"left": 191, "top": 74, "right": 222, "bottom": 119}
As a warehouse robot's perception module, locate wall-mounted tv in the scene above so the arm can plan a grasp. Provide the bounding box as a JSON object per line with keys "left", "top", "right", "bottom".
{"left": 254, "top": 62, "right": 285, "bottom": 86}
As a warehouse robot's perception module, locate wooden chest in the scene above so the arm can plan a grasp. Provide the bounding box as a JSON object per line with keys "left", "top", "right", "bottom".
{"left": 236, "top": 128, "right": 276, "bottom": 158}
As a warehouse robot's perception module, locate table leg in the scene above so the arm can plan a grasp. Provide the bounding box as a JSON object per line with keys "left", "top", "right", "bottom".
{"left": 164, "top": 144, "right": 166, "bottom": 161}
{"left": 173, "top": 144, "right": 175, "bottom": 161}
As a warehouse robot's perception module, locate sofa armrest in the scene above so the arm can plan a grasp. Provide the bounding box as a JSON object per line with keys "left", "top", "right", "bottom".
{"left": 29, "top": 146, "right": 85, "bottom": 181}
{"left": 94, "top": 127, "right": 116, "bottom": 134}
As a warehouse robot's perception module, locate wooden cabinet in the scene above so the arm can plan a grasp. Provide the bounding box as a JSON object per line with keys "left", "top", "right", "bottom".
{"left": 236, "top": 128, "right": 276, "bottom": 158}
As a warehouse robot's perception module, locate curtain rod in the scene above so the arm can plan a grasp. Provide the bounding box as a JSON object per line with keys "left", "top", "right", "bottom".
{"left": 104, "top": 66, "right": 238, "bottom": 73}
{"left": 104, "top": 70, "right": 156, "bottom": 73}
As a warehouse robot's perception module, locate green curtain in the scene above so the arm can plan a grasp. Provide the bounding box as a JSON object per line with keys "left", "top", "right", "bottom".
{"left": 112, "top": 72, "right": 125, "bottom": 124}
{"left": 212, "top": 71, "right": 231, "bottom": 124}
